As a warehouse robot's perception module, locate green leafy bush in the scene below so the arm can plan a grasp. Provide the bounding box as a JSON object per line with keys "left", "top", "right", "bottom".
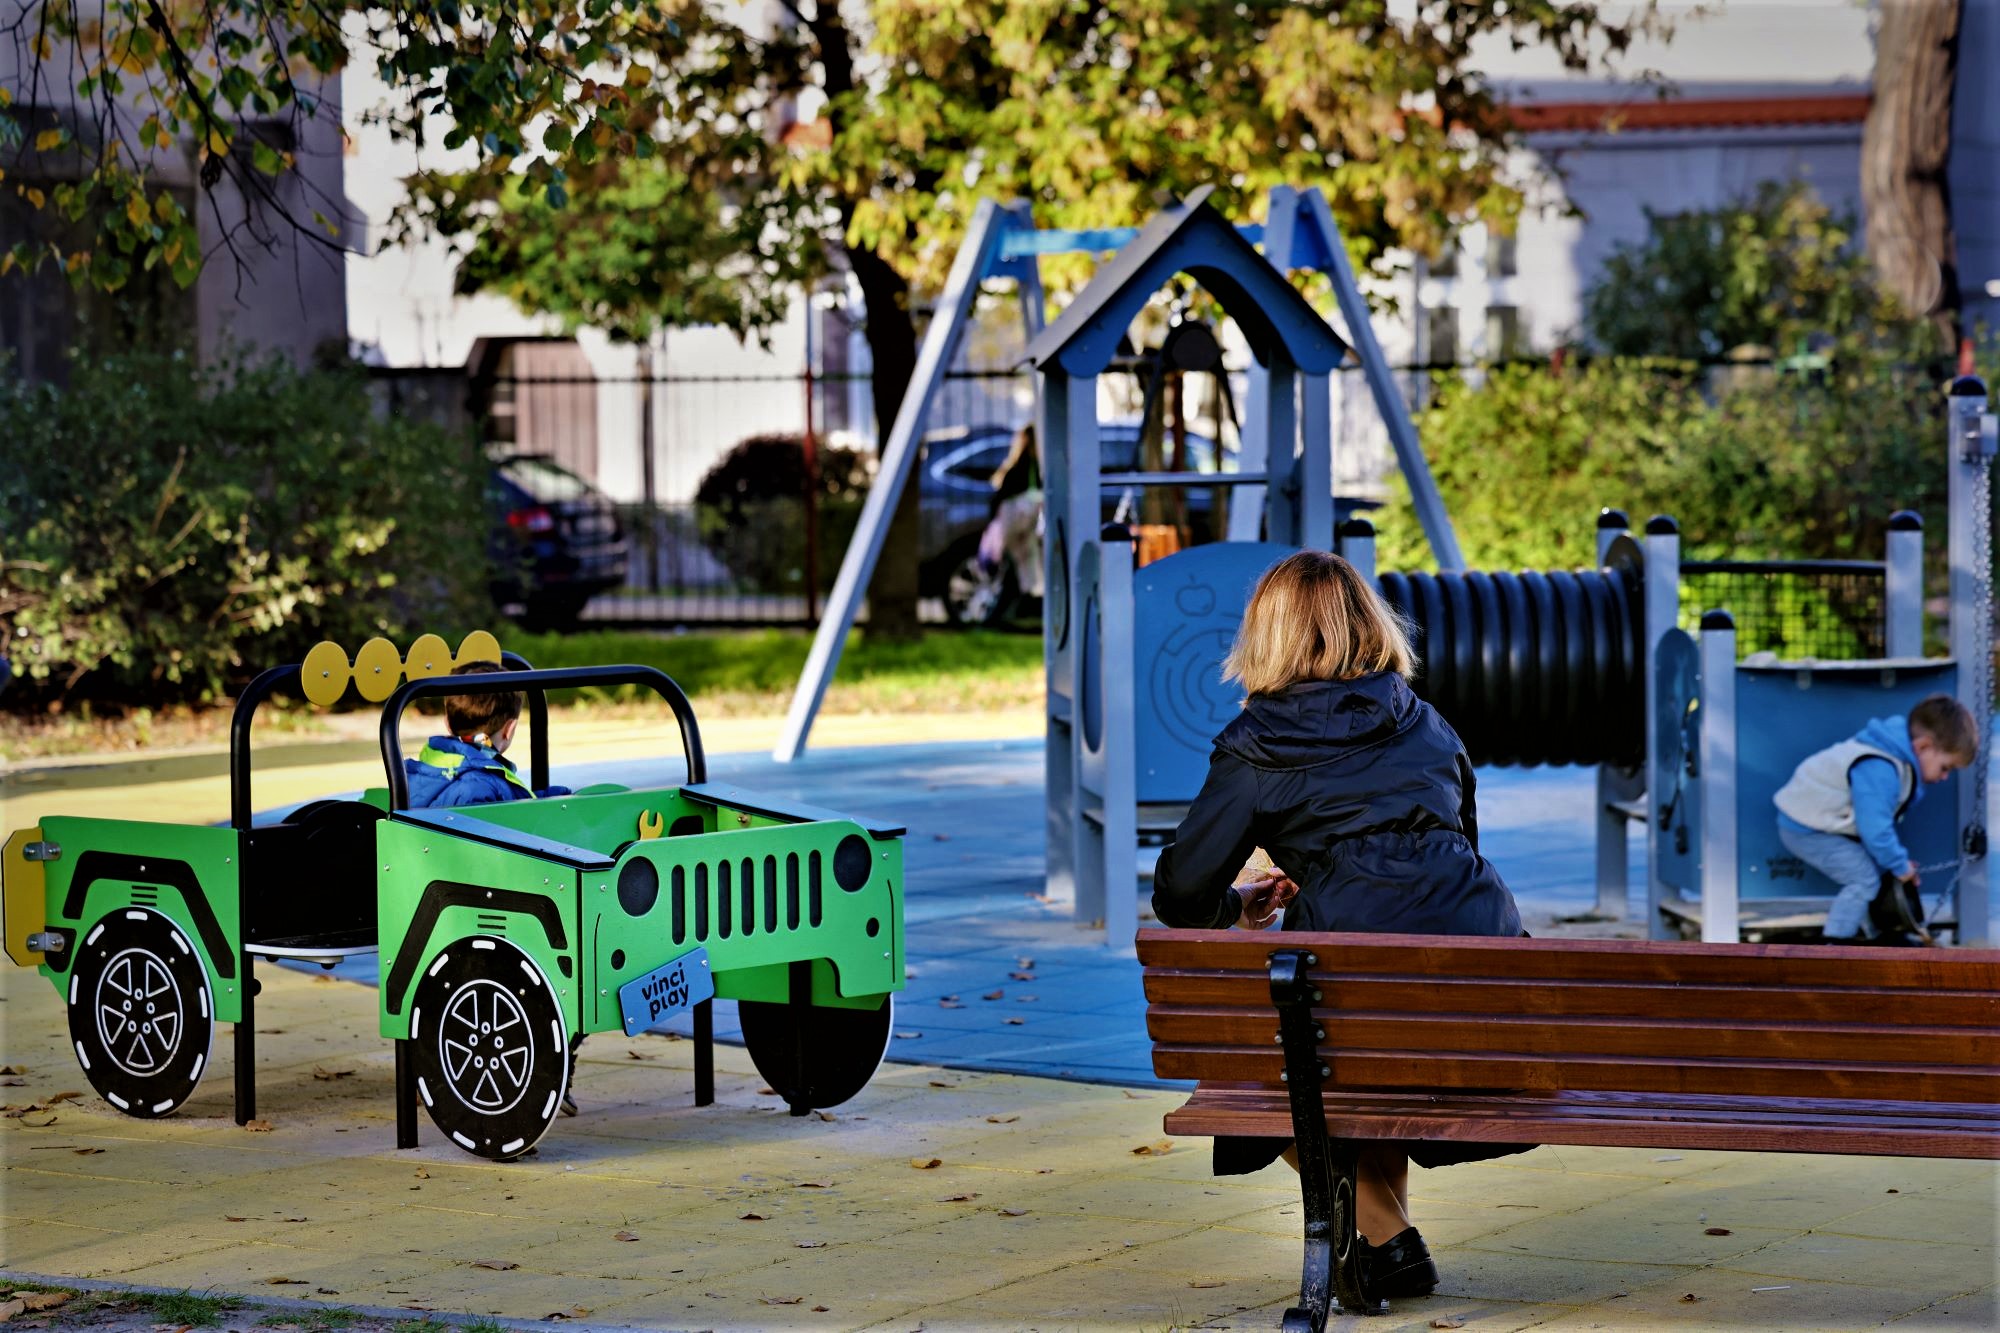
{"left": 0, "top": 350, "right": 490, "bottom": 707}
{"left": 693, "top": 433, "right": 871, "bottom": 594}
{"left": 1373, "top": 355, "right": 1948, "bottom": 579}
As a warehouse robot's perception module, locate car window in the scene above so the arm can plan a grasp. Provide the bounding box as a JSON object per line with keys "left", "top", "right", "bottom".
{"left": 945, "top": 444, "right": 1010, "bottom": 482}
{"left": 497, "top": 455, "right": 592, "bottom": 502}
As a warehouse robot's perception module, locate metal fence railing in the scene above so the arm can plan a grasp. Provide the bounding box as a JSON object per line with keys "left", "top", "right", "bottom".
{"left": 1679, "top": 559, "right": 1888, "bottom": 661}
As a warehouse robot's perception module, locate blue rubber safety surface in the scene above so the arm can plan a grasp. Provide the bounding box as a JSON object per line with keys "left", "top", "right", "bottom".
{"left": 289, "top": 737, "right": 1649, "bottom": 1089}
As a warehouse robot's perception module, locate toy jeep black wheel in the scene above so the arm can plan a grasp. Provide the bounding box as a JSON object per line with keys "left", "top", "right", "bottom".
{"left": 739, "top": 991, "right": 893, "bottom": 1114}
{"left": 410, "top": 936, "right": 569, "bottom": 1161}
{"left": 68, "top": 907, "right": 215, "bottom": 1118}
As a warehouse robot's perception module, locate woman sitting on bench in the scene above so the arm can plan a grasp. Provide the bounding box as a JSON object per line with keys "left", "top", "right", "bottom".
{"left": 1152, "top": 549, "right": 1528, "bottom": 1301}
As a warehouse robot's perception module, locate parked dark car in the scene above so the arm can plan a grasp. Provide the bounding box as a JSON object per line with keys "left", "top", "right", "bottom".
{"left": 488, "top": 453, "right": 630, "bottom": 630}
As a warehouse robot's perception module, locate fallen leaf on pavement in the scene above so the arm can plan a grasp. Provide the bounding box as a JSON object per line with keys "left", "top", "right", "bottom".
{"left": 1704, "top": 1227, "right": 1732, "bottom": 1236}
{"left": 244, "top": 1119, "right": 274, "bottom": 1133}
{"left": 0, "top": 1298, "right": 24, "bottom": 1322}
{"left": 413, "top": 1169, "right": 431, "bottom": 1179}
{"left": 1680, "top": 1294, "right": 1701, "bottom": 1304}
{"left": 757, "top": 1085, "right": 777, "bottom": 1095}
{"left": 0, "top": 1079, "right": 22, "bottom": 1088}
{"left": 613, "top": 1231, "right": 639, "bottom": 1242}
{"left": 812, "top": 1306, "right": 829, "bottom": 1313}
{"left": 311, "top": 1067, "right": 354, "bottom": 1081}
{"left": 938, "top": 999, "right": 963, "bottom": 1009}
{"left": 985, "top": 1114, "right": 1019, "bottom": 1124}
{"left": 1189, "top": 1281, "right": 1224, "bottom": 1289}
{"left": 739, "top": 1212, "right": 769, "bottom": 1221}
{"left": 1016, "top": 958, "right": 1035, "bottom": 969}
{"left": 998, "top": 1208, "right": 1028, "bottom": 1217}
{"left": 928, "top": 1080, "right": 956, "bottom": 1089}
{"left": 910, "top": 1157, "right": 942, "bottom": 1169}
{"left": 982, "top": 990, "right": 1004, "bottom": 1000}
{"left": 471, "top": 1259, "right": 518, "bottom": 1270}
{"left": 813, "top": 1111, "right": 838, "bottom": 1122}
{"left": 795, "top": 1241, "right": 827, "bottom": 1249}
{"left": 16, "top": 1112, "right": 55, "bottom": 1128}
{"left": 1004, "top": 1018, "right": 1025, "bottom": 1026}
{"left": 1430, "top": 1318, "right": 1466, "bottom": 1329}
{"left": 626, "top": 1049, "right": 654, "bottom": 1060}
{"left": 937, "top": 1193, "right": 980, "bottom": 1202}
{"left": 758, "top": 1296, "right": 803, "bottom": 1306}
{"left": 21, "top": 1295, "right": 69, "bottom": 1312}
{"left": 224, "top": 1216, "right": 247, "bottom": 1222}
{"left": 1131, "top": 1141, "right": 1173, "bottom": 1156}
{"left": 795, "top": 1180, "right": 835, "bottom": 1189}
{"left": 72, "top": 1147, "right": 104, "bottom": 1156}
{"left": 46, "top": 1092, "right": 82, "bottom": 1104}
{"left": 266, "top": 1278, "right": 307, "bottom": 1285}
{"left": 1122, "top": 1090, "right": 1145, "bottom": 1099}
{"left": 1009, "top": 971, "right": 1035, "bottom": 982}
{"left": 0, "top": 1065, "right": 25, "bottom": 1075}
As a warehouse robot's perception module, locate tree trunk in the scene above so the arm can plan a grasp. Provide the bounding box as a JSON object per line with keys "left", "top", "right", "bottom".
{"left": 849, "top": 246, "right": 925, "bottom": 640}
{"left": 1863, "top": 0, "right": 1963, "bottom": 345}
{"left": 810, "top": 5, "right": 926, "bottom": 640}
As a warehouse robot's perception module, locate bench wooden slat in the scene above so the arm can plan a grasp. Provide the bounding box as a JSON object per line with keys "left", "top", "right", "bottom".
{"left": 1151, "top": 1044, "right": 1999, "bottom": 1104}
{"left": 1161, "top": 1085, "right": 2000, "bottom": 1159}
{"left": 1136, "top": 930, "right": 2000, "bottom": 990}
{"left": 1145, "top": 1006, "right": 1998, "bottom": 1066}
{"left": 1141, "top": 971, "right": 2000, "bottom": 1028}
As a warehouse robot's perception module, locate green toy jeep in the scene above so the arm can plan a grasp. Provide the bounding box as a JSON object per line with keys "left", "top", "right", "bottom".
{"left": 2, "top": 633, "right": 905, "bottom": 1160}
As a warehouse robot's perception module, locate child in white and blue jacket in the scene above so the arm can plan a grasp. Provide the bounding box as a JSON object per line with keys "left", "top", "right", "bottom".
{"left": 404, "top": 661, "right": 571, "bottom": 808}
{"left": 1773, "top": 694, "right": 1976, "bottom": 941}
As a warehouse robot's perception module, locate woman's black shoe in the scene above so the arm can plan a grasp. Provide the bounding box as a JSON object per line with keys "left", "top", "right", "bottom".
{"left": 1360, "top": 1227, "right": 1438, "bottom": 1298}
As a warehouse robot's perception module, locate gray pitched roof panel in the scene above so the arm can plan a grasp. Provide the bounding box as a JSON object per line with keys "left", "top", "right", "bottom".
{"left": 1022, "top": 187, "right": 1350, "bottom": 377}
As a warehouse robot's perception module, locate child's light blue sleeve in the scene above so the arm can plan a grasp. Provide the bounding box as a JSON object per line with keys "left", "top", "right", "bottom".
{"left": 1848, "top": 758, "right": 1910, "bottom": 874}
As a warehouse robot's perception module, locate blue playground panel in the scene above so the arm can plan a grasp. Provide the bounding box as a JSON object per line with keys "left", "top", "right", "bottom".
{"left": 1662, "top": 659, "right": 1960, "bottom": 901}
{"left": 1132, "top": 541, "right": 1291, "bottom": 804}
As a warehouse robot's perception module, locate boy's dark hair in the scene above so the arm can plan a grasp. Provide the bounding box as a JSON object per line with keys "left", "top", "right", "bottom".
{"left": 1909, "top": 693, "right": 1979, "bottom": 759}
{"left": 445, "top": 661, "right": 522, "bottom": 739}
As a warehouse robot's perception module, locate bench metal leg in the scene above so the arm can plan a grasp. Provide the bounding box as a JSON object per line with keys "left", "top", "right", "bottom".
{"left": 1271, "top": 949, "right": 1385, "bottom": 1325}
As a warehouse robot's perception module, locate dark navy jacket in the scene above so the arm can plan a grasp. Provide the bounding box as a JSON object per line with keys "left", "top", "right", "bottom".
{"left": 1152, "top": 671, "right": 1522, "bottom": 938}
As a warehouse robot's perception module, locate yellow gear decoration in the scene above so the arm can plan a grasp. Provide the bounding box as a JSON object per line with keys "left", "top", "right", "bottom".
{"left": 300, "top": 641, "right": 352, "bottom": 707}
{"left": 456, "top": 630, "right": 502, "bottom": 667}
{"left": 352, "top": 637, "right": 404, "bottom": 702}
{"left": 403, "top": 633, "right": 453, "bottom": 681}
{"left": 296, "top": 631, "right": 509, "bottom": 706}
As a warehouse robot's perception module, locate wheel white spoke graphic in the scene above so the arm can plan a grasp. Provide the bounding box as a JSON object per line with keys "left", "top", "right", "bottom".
{"left": 436, "top": 980, "right": 533, "bottom": 1115}
{"left": 94, "top": 948, "right": 184, "bottom": 1077}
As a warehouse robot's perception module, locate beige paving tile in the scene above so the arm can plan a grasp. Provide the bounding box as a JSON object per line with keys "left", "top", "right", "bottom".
{"left": 1538, "top": 1267, "right": 1983, "bottom": 1331}
{"left": 1429, "top": 1247, "right": 1690, "bottom": 1307}
{"left": 1879, "top": 1282, "right": 1997, "bottom": 1330}
{"left": 1824, "top": 1185, "right": 1999, "bottom": 1247}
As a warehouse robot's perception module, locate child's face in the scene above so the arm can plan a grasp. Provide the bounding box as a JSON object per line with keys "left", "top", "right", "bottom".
{"left": 1912, "top": 731, "right": 1970, "bottom": 783}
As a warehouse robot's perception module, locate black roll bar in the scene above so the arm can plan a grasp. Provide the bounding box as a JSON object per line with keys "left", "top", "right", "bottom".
{"left": 229, "top": 651, "right": 541, "bottom": 831}
{"left": 379, "top": 663, "right": 706, "bottom": 810}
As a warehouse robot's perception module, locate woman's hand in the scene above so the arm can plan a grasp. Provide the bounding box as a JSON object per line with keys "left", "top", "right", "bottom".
{"left": 1232, "top": 867, "right": 1299, "bottom": 930}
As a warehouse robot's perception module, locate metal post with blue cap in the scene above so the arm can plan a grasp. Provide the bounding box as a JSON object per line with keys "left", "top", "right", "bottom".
{"left": 1948, "top": 375, "right": 1997, "bottom": 943}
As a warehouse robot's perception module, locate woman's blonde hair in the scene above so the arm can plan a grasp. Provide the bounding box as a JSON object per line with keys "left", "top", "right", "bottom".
{"left": 1222, "top": 550, "right": 1415, "bottom": 695}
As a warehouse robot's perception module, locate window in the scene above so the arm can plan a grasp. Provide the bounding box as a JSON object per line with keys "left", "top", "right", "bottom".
{"left": 1422, "top": 305, "right": 1459, "bottom": 368}
{"left": 1486, "top": 230, "right": 1519, "bottom": 278}
{"left": 1428, "top": 246, "right": 1458, "bottom": 279}
{"left": 1486, "top": 306, "right": 1524, "bottom": 361}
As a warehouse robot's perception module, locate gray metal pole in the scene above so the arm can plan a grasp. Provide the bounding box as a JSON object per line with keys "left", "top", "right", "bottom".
{"left": 1948, "top": 375, "right": 1996, "bottom": 943}
{"left": 1595, "top": 508, "right": 1635, "bottom": 919}
{"left": 1885, "top": 510, "right": 1924, "bottom": 659}
{"left": 1297, "top": 187, "right": 1464, "bottom": 570}
{"left": 1644, "top": 515, "right": 1683, "bottom": 940}
{"left": 1698, "top": 610, "right": 1740, "bottom": 944}
{"left": 774, "top": 200, "right": 1017, "bottom": 762}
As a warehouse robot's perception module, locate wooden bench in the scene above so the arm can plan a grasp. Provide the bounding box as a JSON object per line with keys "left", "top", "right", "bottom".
{"left": 1138, "top": 928, "right": 2000, "bottom": 1330}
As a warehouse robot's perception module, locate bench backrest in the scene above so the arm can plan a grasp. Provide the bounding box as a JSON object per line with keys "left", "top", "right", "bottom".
{"left": 1138, "top": 930, "right": 2000, "bottom": 1104}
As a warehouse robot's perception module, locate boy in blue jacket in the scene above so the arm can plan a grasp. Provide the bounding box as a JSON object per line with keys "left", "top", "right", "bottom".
{"left": 406, "top": 660, "right": 581, "bottom": 1111}
{"left": 405, "top": 661, "right": 570, "bottom": 808}
{"left": 1773, "top": 694, "right": 1977, "bottom": 942}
